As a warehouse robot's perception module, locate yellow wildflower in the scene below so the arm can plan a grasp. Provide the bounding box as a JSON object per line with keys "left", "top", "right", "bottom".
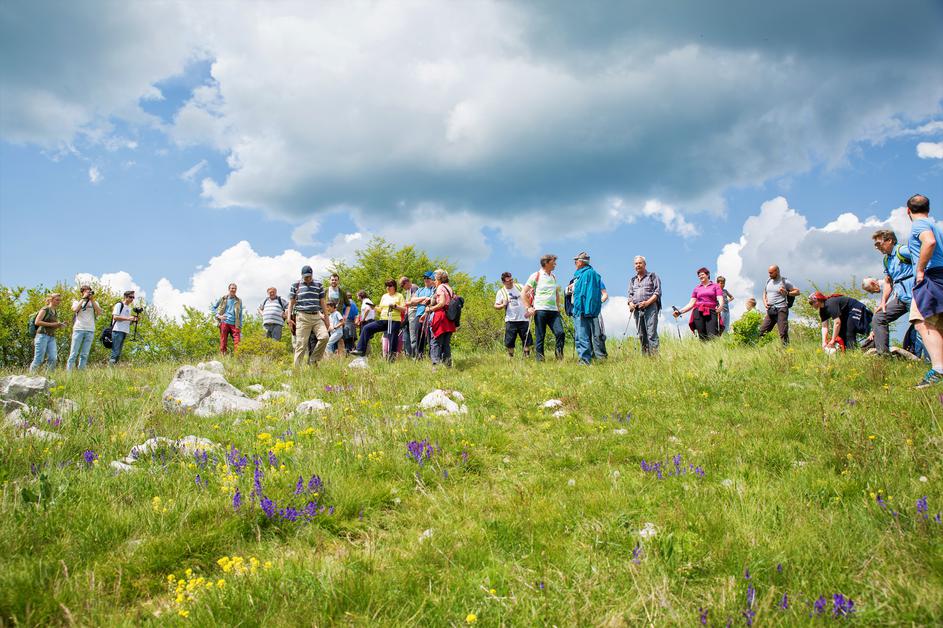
{"left": 466, "top": 613, "right": 477, "bottom": 624}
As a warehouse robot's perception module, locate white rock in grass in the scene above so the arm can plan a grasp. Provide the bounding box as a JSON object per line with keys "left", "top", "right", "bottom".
{"left": 280, "top": 383, "right": 292, "bottom": 391}
{"left": 1, "top": 399, "right": 27, "bottom": 415}
{"left": 721, "top": 479, "right": 734, "bottom": 488}
{"left": 348, "top": 357, "right": 369, "bottom": 369}
{"left": 6, "top": 406, "right": 57, "bottom": 428}
{"left": 0, "top": 375, "right": 50, "bottom": 402}
{"left": 451, "top": 391, "right": 465, "bottom": 402}
{"left": 551, "top": 409, "right": 567, "bottom": 418}
{"left": 418, "top": 528, "right": 434, "bottom": 543}
{"left": 20, "top": 426, "right": 62, "bottom": 441}
{"left": 258, "top": 390, "right": 289, "bottom": 402}
{"left": 196, "top": 360, "right": 225, "bottom": 374}
{"left": 246, "top": 384, "right": 265, "bottom": 394}
{"left": 296, "top": 399, "right": 332, "bottom": 413}
{"left": 111, "top": 461, "right": 137, "bottom": 473}
{"left": 639, "top": 522, "right": 657, "bottom": 539}
{"left": 419, "top": 389, "right": 467, "bottom": 415}
{"left": 613, "top": 428, "right": 628, "bottom": 435}
{"left": 194, "top": 391, "right": 263, "bottom": 417}
{"left": 120, "top": 436, "right": 216, "bottom": 465}
{"left": 919, "top": 476, "right": 928, "bottom": 483}
{"left": 567, "top": 478, "right": 576, "bottom": 487}
{"left": 176, "top": 435, "right": 217, "bottom": 456}
{"left": 162, "top": 366, "right": 261, "bottom": 417}
{"left": 540, "top": 399, "right": 563, "bottom": 409}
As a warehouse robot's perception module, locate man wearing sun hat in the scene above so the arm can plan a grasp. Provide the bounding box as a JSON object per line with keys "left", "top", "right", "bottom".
{"left": 410, "top": 271, "right": 436, "bottom": 358}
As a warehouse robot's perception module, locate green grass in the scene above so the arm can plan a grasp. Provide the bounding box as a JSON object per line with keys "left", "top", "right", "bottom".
{"left": 1, "top": 340, "right": 941, "bottom": 626}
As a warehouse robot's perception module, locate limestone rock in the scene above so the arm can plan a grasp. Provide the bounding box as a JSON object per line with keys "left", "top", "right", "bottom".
{"left": 196, "top": 360, "right": 225, "bottom": 374}
{"left": 162, "top": 366, "right": 261, "bottom": 417}
{"left": 419, "top": 389, "right": 467, "bottom": 415}
{"left": 1, "top": 399, "right": 27, "bottom": 415}
{"left": 246, "top": 384, "right": 266, "bottom": 394}
{"left": 348, "top": 357, "right": 369, "bottom": 369}
{"left": 55, "top": 398, "right": 78, "bottom": 415}
{"left": 540, "top": 399, "right": 563, "bottom": 409}
{"left": 0, "top": 375, "right": 50, "bottom": 402}
{"left": 111, "top": 461, "right": 137, "bottom": 473}
{"left": 296, "top": 399, "right": 332, "bottom": 413}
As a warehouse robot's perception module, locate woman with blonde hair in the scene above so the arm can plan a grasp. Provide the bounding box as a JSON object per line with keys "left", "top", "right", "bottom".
{"left": 424, "top": 269, "right": 457, "bottom": 367}
{"left": 31, "top": 293, "right": 67, "bottom": 372}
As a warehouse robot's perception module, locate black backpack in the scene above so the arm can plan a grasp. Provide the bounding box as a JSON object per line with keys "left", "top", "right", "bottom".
{"left": 445, "top": 287, "right": 464, "bottom": 326}
{"left": 564, "top": 279, "right": 574, "bottom": 317}
{"left": 101, "top": 302, "right": 124, "bottom": 348}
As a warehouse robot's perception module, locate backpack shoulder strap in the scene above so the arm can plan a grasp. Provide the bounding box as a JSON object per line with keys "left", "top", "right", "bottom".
{"left": 896, "top": 243, "right": 911, "bottom": 264}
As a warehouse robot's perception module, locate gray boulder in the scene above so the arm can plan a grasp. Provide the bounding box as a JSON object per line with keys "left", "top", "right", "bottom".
{"left": 162, "top": 366, "right": 262, "bottom": 417}
{"left": 296, "top": 399, "right": 331, "bottom": 413}
{"left": 196, "top": 360, "right": 225, "bottom": 374}
{"left": 1, "top": 399, "right": 27, "bottom": 415}
{"left": 0, "top": 375, "right": 50, "bottom": 402}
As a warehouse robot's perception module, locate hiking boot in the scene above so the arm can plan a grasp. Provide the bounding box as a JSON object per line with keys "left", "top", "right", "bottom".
{"left": 349, "top": 349, "right": 364, "bottom": 356}
{"left": 915, "top": 369, "right": 943, "bottom": 389}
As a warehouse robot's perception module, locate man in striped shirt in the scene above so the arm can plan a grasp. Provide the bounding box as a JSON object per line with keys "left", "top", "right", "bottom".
{"left": 258, "top": 287, "right": 288, "bottom": 340}
{"left": 288, "top": 265, "right": 330, "bottom": 366}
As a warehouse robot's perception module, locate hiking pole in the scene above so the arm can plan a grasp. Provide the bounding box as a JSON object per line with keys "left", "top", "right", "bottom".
{"left": 522, "top": 312, "right": 533, "bottom": 362}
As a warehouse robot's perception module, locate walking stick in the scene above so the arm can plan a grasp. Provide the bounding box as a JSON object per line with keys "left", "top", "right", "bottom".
{"left": 522, "top": 312, "right": 533, "bottom": 362}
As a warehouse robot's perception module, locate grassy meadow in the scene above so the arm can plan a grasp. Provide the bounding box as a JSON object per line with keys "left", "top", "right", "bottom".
{"left": 1, "top": 339, "right": 941, "bottom": 626}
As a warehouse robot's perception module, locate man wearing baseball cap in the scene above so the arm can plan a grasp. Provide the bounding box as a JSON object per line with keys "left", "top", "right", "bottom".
{"left": 288, "top": 265, "right": 329, "bottom": 367}
{"left": 411, "top": 271, "right": 436, "bottom": 358}
{"left": 570, "top": 251, "right": 604, "bottom": 365}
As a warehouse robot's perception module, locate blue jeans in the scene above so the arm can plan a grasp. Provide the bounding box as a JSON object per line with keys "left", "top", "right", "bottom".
{"left": 574, "top": 315, "right": 595, "bottom": 363}
{"left": 67, "top": 329, "right": 95, "bottom": 370}
{"left": 634, "top": 306, "right": 660, "bottom": 354}
{"left": 533, "top": 310, "right": 565, "bottom": 360}
{"left": 590, "top": 316, "right": 607, "bottom": 358}
{"left": 110, "top": 330, "right": 128, "bottom": 364}
{"left": 357, "top": 319, "right": 401, "bottom": 355}
{"left": 30, "top": 334, "right": 58, "bottom": 372}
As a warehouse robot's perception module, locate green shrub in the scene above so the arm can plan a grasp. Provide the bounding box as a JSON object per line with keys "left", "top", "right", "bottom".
{"left": 731, "top": 310, "right": 773, "bottom": 346}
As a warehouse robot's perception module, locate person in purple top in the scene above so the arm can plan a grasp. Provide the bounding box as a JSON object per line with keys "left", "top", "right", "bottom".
{"left": 673, "top": 267, "right": 725, "bottom": 340}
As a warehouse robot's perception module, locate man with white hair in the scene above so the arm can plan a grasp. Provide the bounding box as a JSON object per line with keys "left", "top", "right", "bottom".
{"left": 627, "top": 256, "right": 661, "bottom": 355}
{"left": 870, "top": 229, "right": 914, "bottom": 356}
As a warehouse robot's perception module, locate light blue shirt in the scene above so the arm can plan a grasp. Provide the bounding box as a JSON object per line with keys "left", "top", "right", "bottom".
{"left": 909, "top": 217, "right": 943, "bottom": 272}
{"left": 224, "top": 297, "right": 237, "bottom": 325}
{"left": 415, "top": 286, "right": 435, "bottom": 317}
{"left": 884, "top": 244, "right": 914, "bottom": 303}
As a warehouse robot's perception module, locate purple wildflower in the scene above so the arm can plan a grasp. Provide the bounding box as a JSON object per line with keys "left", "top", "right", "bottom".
{"left": 280, "top": 507, "right": 300, "bottom": 522}
{"left": 443, "top": 469, "right": 449, "bottom": 478}
{"left": 252, "top": 465, "right": 264, "bottom": 498}
{"left": 812, "top": 596, "right": 828, "bottom": 616}
{"left": 260, "top": 496, "right": 276, "bottom": 518}
{"left": 30, "top": 463, "right": 39, "bottom": 476}
{"left": 303, "top": 501, "right": 318, "bottom": 519}
{"left": 328, "top": 506, "right": 335, "bottom": 515}
{"left": 779, "top": 593, "right": 789, "bottom": 610}
{"left": 406, "top": 439, "right": 434, "bottom": 465}
{"left": 358, "top": 508, "right": 364, "bottom": 521}
{"left": 232, "top": 488, "right": 242, "bottom": 511}
{"left": 776, "top": 563, "right": 783, "bottom": 574}
{"left": 268, "top": 450, "right": 278, "bottom": 467}
{"left": 414, "top": 410, "right": 424, "bottom": 418}
{"left": 294, "top": 476, "right": 305, "bottom": 495}
{"left": 631, "top": 543, "right": 642, "bottom": 565}
{"left": 742, "top": 609, "right": 756, "bottom": 627}
{"left": 227, "top": 446, "right": 248, "bottom": 474}
{"left": 699, "top": 607, "right": 708, "bottom": 625}
{"left": 832, "top": 594, "right": 855, "bottom": 617}
{"left": 876, "top": 494, "right": 887, "bottom": 510}
{"left": 935, "top": 513, "right": 942, "bottom": 524}
{"left": 744, "top": 567, "right": 751, "bottom": 580}
{"left": 537, "top": 581, "right": 545, "bottom": 591}
{"left": 461, "top": 449, "right": 469, "bottom": 464}
{"left": 308, "top": 474, "right": 323, "bottom": 493}
{"left": 82, "top": 449, "right": 97, "bottom": 467}
{"left": 672, "top": 454, "right": 682, "bottom": 474}
{"left": 917, "top": 496, "right": 929, "bottom": 519}
{"left": 195, "top": 474, "right": 205, "bottom": 489}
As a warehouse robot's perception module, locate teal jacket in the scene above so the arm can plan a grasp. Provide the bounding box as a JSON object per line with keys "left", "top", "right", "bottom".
{"left": 572, "top": 265, "right": 603, "bottom": 317}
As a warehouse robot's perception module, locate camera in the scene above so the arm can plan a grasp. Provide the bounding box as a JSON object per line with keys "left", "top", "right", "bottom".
{"left": 132, "top": 306, "right": 144, "bottom": 315}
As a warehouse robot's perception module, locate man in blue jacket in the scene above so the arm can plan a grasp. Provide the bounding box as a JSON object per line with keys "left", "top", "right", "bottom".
{"left": 571, "top": 251, "right": 604, "bottom": 365}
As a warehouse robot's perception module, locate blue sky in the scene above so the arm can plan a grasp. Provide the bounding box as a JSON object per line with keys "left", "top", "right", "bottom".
{"left": 1, "top": 1, "right": 942, "bottom": 329}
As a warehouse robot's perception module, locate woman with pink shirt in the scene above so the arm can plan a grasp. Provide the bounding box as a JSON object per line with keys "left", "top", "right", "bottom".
{"left": 673, "top": 267, "right": 726, "bottom": 340}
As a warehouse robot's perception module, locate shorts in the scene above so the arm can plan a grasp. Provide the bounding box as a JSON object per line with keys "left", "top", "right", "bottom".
{"left": 910, "top": 298, "right": 943, "bottom": 326}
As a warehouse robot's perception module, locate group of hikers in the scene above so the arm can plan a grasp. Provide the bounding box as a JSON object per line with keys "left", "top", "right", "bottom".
{"left": 27, "top": 194, "right": 943, "bottom": 387}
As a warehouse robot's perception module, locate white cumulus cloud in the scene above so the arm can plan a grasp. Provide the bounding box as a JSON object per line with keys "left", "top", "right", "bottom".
{"left": 715, "top": 196, "right": 911, "bottom": 321}
{"left": 87, "top": 166, "right": 102, "bottom": 184}
{"left": 916, "top": 142, "right": 943, "bottom": 159}
{"left": 150, "top": 241, "right": 334, "bottom": 319}
{"left": 74, "top": 271, "right": 142, "bottom": 299}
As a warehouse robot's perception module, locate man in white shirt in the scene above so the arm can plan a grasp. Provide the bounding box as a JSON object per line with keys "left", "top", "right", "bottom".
{"left": 495, "top": 272, "right": 532, "bottom": 358}
{"left": 110, "top": 291, "right": 138, "bottom": 364}
{"left": 67, "top": 284, "right": 102, "bottom": 370}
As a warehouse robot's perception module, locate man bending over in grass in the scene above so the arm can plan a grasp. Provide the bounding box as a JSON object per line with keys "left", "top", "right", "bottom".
{"left": 906, "top": 194, "right": 943, "bottom": 388}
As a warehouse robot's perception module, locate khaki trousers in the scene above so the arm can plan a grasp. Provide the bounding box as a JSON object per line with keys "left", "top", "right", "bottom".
{"left": 294, "top": 311, "right": 329, "bottom": 366}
